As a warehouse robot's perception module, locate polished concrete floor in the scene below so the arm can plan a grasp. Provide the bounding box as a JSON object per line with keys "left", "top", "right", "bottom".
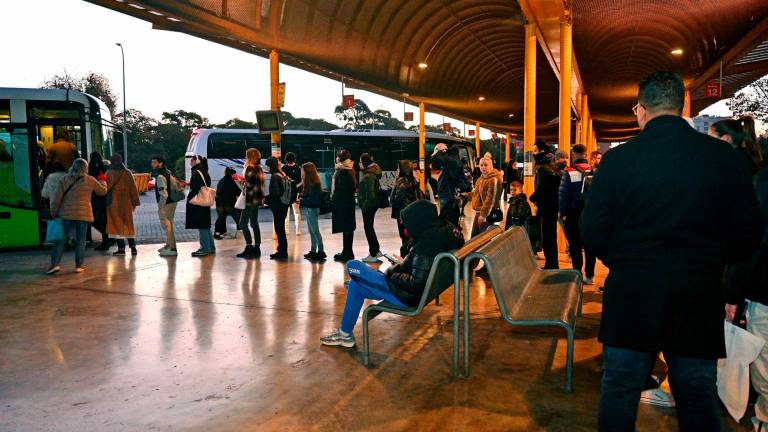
{"left": 0, "top": 213, "right": 750, "bottom": 431}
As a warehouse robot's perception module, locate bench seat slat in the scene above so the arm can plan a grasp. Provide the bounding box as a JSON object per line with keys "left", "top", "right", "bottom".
{"left": 506, "top": 272, "right": 580, "bottom": 325}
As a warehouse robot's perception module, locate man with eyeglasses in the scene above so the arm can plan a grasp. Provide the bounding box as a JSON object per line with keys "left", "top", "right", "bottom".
{"left": 581, "top": 71, "right": 763, "bottom": 431}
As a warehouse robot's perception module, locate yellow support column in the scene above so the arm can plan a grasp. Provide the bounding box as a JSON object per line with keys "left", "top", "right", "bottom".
{"left": 683, "top": 88, "right": 691, "bottom": 118}
{"left": 270, "top": 50, "right": 280, "bottom": 156}
{"left": 505, "top": 133, "right": 511, "bottom": 162}
{"left": 575, "top": 92, "right": 582, "bottom": 146}
{"left": 580, "top": 95, "right": 589, "bottom": 145}
{"left": 587, "top": 119, "right": 594, "bottom": 153}
{"left": 559, "top": 18, "right": 573, "bottom": 160}
{"left": 419, "top": 102, "right": 426, "bottom": 192}
{"left": 475, "top": 122, "right": 481, "bottom": 156}
{"left": 523, "top": 23, "right": 536, "bottom": 198}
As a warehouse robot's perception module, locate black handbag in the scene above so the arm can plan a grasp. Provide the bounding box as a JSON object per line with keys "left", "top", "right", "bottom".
{"left": 319, "top": 191, "right": 332, "bottom": 215}
{"left": 377, "top": 188, "right": 390, "bottom": 209}
{"left": 486, "top": 207, "right": 503, "bottom": 223}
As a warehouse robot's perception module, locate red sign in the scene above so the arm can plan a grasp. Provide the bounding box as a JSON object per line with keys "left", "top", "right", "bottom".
{"left": 468, "top": 129, "right": 475, "bottom": 137}
{"left": 705, "top": 80, "right": 721, "bottom": 98}
{"left": 342, "top": 94, "right": 355, "bottom": 109}
{"left": 442, "top": 122, "right": 451, "bottom": 132}
{"left": 404, "top": 112, "right": 414, "bottom": 122}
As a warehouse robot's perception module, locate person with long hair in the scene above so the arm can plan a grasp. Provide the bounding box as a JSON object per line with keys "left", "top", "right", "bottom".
{"left": 88, "top": 152, "right": 111, "bottom": 250}
{"left": 237, "top": 148, "right": 265, "bottom": 259}
{"left": 106, "top": 154, "right": 140, "bottom": 256}
{"left": 390, "top": 160, "right": 423, "bottom": 248}
{"left": 186, "top": 155, "right": 215, "bottom": 257}
{"left": 529, "top": 141, "right": 561, "bottom": 269}
{"left": 300, "top": 162, "right": 326, "bottom": 261}
{"left": 48, "top": 158, "right": 107, "bottom": 274}
{"left": 265, "top": 156, "right": 289, "bottom": 260}
{"left": 331, "top": 149, "right": 357, "bottom": 262}
{"left": 709, "top": 116, "right": 764, "bottom": 174}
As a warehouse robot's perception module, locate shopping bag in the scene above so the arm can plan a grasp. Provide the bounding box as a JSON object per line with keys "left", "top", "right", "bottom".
{"left": 46, "top": 218, "right": 63, "bottom": 243}
{"left": 234, "top": 191, "right": 246, "bottom": 210}
{"left": 717, "top": 320, "right": 765, "bottom": 421}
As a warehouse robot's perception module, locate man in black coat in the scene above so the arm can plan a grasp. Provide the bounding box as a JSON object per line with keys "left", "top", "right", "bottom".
{"left": 581, "top": 71, "right": 763, "bottom": 431}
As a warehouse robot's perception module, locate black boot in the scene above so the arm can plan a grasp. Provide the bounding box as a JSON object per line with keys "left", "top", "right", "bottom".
{"left": 237, "top": 245, "right": 254, "bottom": 258}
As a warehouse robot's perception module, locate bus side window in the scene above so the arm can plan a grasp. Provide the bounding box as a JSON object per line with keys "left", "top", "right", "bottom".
{"left": 0, "top": 127, "right": 33, "bottom": 208}
{"left": 208, "top": 133, "right": 246, "bottom": 159}
{"left": 245, "top": 133, "right": 270, "bottom": 160}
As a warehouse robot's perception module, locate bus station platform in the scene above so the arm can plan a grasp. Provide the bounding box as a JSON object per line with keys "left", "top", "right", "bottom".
{"left": 0, "top": 211, "right": 749, "bottom": 431}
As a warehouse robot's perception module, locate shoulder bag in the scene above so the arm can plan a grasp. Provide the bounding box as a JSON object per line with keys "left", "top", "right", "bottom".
{"left": 189, "top": 171, "right": 216, "bottom": 207}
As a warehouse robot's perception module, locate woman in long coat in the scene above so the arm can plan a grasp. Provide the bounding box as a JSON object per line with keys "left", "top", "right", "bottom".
{"left": 106, "top": 154, "right": 140, "bottom": 255}
{"left": 186, "top": 155, "right": 214, "bottom": 257}
{"left": 331, "top": 149, "right": 357, "bottom": 262}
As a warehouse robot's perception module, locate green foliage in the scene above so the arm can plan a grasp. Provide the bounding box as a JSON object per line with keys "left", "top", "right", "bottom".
{"left": 174, "top": 156, "right": 186, "bottom": 180}
{"left": 408, "top": 124, "right": 461, "bottom": 136}
{"left": 334, "top": 99, "right": 406, "bottom": 130}
{"left": 727, "top": 76, "right": 768, "bottom": 123}
{"left": 162, "top": 110, "right": 211, "bottom": 129}
{"left": 41, "top": 71, "right": 118, "bottom": 117}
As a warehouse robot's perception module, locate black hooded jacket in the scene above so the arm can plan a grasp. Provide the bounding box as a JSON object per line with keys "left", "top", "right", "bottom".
{"left": 386, "top": 200, "right": 465, "bottom": 306}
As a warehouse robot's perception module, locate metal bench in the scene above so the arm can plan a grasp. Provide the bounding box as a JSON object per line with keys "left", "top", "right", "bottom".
{"left": 462, "top": 227, "right": 583, "bottom": 393}
{"left": 361, "top": 226, "right": 503, "bottom": 376}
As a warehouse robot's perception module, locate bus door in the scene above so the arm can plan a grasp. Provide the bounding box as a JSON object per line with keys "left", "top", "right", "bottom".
{"left": 28, "top": 101, "right": 86, "bottom": 165}
{"left": 0, "top": 121, "right": 38, "bottom": 248}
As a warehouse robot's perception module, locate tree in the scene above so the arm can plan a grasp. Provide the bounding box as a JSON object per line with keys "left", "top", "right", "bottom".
{"left": 215, "top": 117, "right": 258, "bottom": 129}
{"left": 162, "top": 110, "right": 211, "bottom": 129}
{"left": 42, "top": 72, "right": 119, "bottom": 117}
{"left": 727, "top": 76, "right": 768, "bottom": 123}
{"left": 371, "top": 109, "right": 406, "bottom": 130}
{"left": 113, "top": 109, "right": 158, "bottom": 173}
{"left": 282, "top": 111, "right": 339, "bottom": 130}
{"left": 335, "top": 98, "right": 374, "bottom": 129}
{"left": 408, "top": 124, "right": 461, "bottom": 136}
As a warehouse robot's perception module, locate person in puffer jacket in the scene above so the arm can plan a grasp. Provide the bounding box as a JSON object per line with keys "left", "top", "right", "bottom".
{"left": 320, "top": 199, "right": 464, "bottom": 348}
{"left": 559, "top": 144, "right": 596, "bottom": 283}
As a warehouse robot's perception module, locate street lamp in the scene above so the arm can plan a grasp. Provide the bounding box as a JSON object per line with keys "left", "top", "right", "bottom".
{"left": 116, "top": 43, "right": 128, "bottom": 166}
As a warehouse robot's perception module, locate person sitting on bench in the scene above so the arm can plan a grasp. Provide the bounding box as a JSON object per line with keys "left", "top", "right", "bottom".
{"left": 320, "top": 199, "right": 464, "bottom": 348}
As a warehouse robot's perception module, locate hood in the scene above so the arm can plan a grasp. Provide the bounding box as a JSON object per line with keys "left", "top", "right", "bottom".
{"left": 401, "top": 200, "right": 438, "bottom": 238}
{"left": 335, "top": 159, "right": 354, "bottom": 171}
{"left": 364, "top": 163, "right": 382, "bottom": 178}
{"left": 481, "top": 168, "right": 503, "bottom": 181}
{"left": 571, "top": 160, "right": 592, "bottom": 173}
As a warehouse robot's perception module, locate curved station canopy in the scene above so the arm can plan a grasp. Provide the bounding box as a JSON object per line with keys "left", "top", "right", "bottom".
{"left": 88, "top": 0, "right": 768, "bottom": 142}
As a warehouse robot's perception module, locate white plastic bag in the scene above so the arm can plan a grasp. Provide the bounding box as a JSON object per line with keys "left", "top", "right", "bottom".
{"left": 717, "top": 320, "right": 765, "bottom": 421}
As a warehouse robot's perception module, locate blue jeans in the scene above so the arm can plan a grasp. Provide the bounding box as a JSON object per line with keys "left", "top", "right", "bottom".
{"left": 238, "top": 206, "right": 260, "bottom": 246}
{"left": 305, "top": 207, "right": 324, "bottom": 253}
{"left": 598, "top": 345, "right": 720, "bottom": 432}
{"left": 340, "top": 260, "right": 405, "bottom": 333}
{"left": 198, "top": 229, "right": 215, "bottom": 253}
{"left": 51, "top": 220, "right": 88, "bottom": 267}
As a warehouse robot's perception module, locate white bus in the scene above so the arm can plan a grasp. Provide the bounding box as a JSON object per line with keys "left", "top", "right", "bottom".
{"left": 0, "top": 87, "right": 119, "bottom": 248}
{"left": 185, "top": 128, "right": 476, "bottom": 190}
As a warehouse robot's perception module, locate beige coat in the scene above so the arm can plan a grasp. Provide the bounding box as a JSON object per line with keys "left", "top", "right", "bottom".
{"left": 470, "top": 168, "right": 504, "bottom": 218}
{"left": 106, "top": 169, "right": 140, "bottom": 236}
{"left": 53, "top": 174, "right": 107, "bottom": 222}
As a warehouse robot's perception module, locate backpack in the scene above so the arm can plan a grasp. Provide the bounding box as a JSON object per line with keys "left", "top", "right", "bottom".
{"left": 579, "top": 169, "right": 594, "bottom": 209}
{"left": 457, "top": 166, "right": 473, "bottom": 193}
{"left": 166, "top": 172, "right": 186, "bottom": 203}
{"left": 278, "top": 174, "right": 294, "bottom": 206}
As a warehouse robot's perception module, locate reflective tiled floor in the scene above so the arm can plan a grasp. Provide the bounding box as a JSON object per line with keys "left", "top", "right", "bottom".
{"left": 0, "top": 213, "right": 749, "bottom": 431}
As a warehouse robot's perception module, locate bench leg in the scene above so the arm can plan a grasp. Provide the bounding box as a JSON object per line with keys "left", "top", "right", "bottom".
{"left": 362, "top": 313, "right": 371, "bottom": 366}
{"left": 578, "top": 288, "right": 584, "bottom": 318}
{"left": 435, "top": 295, "right": 440, "bottom": 306}
{"left": 563, "top": 324, "right": 575, "bottom": 394}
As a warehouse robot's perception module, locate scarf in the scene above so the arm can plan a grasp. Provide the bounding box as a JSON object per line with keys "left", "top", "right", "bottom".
{"left": 332, "top": 159, "right": 355, "bottom": 194}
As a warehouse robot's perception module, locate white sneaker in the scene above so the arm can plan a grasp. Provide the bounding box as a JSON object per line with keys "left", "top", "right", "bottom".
{"left": 159, "top": 248, "right": 178, "bottom": 257}
{"left": 75, "top": 267, "right": 85, "bottom": 273}
{"left": 639, "top": 388, "right": 675, "bottom": 407}
{"left": 584, "top": 277, "right": 595, "bottom": 285}
{"left": 362, "top": 255, "right": 382, "bottom": 263}
{"left": 157, "top": 245, "right": 168, "bottom": 252}
{"left": 374, "top": 252, "right": 385, "bottom": 258}
{"left": 46, "top": 265, "right": 61, "bottom": 275}
{"left": 751, "top": 416, "right": 766, "bottom": 431}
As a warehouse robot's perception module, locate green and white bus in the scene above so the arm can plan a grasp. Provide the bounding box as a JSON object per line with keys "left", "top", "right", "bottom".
{"left": 0, "top": 88, "right": 119, "bottom": 249}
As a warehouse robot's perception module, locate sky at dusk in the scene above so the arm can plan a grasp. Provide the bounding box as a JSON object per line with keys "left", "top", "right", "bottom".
{"left": 4, "top": 0, "right": 742, "bottom": 140}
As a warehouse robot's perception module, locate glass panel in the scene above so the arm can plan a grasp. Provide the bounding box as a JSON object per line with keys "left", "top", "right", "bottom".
{"left": 207, "top": 133, "right": 246, "bottom": 159}
{"left": 0, "top": 127, "right": 33, "bottom": 208}
{"left": 0, "top": 100, "right": 9, "bottom": 123}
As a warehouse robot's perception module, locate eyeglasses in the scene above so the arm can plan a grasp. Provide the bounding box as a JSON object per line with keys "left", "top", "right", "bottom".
{"left": 632, "top": 103, "right": 645, "bottom": 116}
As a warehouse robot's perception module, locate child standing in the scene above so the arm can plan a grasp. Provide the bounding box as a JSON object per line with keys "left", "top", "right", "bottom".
{"left": 505, "top": 181, "right": 531, "bottom": 230}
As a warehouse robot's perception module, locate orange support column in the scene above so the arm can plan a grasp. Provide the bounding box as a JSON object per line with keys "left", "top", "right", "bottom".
{"left": 419, "top": 102, "right": 426, "bottom": 192}
{"left": 683, "top": 88, "right": 691, "bottom": 118}
{"left": 475, "top": 122, "right": 481, "bottom": 156}
{"left": 558, "top": 17, "right": 573, "bottom": 160}
{"left": 575, "top": 92, "right": 583, "bottom": 146}
{"left": 580, "top": 94, "right": 589, "bottom": 145}
{"left": 505, "top": 133, "right": 511, "bottom": 162}
{"left": 270, "top": 50, "right": 281, "bottom": 156}
{"left": 523, "top": 23, "right": 536, "bottom": 198}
